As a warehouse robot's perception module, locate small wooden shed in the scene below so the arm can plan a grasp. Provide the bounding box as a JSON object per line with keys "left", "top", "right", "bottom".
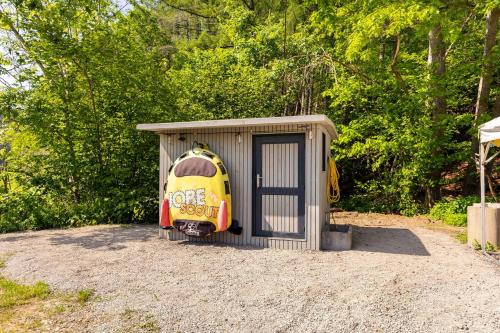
{"left": 137, "top": 115, "right": 337, "bottom": 250}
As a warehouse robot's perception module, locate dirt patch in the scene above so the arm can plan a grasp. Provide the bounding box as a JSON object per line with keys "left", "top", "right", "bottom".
{"left": 0, "top": 219, "right": 499, "bottom": 333}
{"left": 333, "top": 211, "right": 464, "bottom": 232}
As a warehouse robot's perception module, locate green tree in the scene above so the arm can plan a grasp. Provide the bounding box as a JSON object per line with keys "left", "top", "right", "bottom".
{"left": 0, "top": 0, "right": 498, "bottom": 231}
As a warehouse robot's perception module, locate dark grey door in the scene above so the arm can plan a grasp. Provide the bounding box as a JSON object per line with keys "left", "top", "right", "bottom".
{"left": 252, "top": 133, "right": 305, "bottom": 239}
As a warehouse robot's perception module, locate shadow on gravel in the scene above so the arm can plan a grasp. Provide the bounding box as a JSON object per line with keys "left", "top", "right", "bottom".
{"left": 0, "top": 234, "right": 41, "bottom": 243}
{"left": 48, "top": 225, "right": 157, "bottom": 251}
{"left": 175, "top": 240, "right": 267, "bottom": 251}
{"left": 352, "top": 226, "right": 430, "bottom": 256}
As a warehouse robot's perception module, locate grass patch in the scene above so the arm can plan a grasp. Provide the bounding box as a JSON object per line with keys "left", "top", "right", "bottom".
{"left": 0, "top": 277, "right": 50, "bottom": 308}
{"left": 0, "top": 276, "right": 53, "bottom": 331}
{"left": 120, "top": 309, "right": 161, "bottom": 333}
{"left": 455, "top": 232, "right": 467, "bottom": 244}
{"left": 77, "top": 288, "right": 95, "bottom": 303}
{"left": 139, "top": 315, "right": 160, "bottom": 333}
{"left": 121, "top": 308, "right": 137, "bottom": 320}
{"left": 50, "top": 304, "right": 67, "bottom": 315}
{"left": 0, "top": 252, "right": 94, "bottom": 331}
{"left": 0, "top": 252, "right": 12, "bottom": 269}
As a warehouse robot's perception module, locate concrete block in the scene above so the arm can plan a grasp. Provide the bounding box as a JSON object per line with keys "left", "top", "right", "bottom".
{"left": 467, "top": 204, "right": 500, "bottom": 248}
{"left": 321, "top": 224, "right": 352, "bottom": 251}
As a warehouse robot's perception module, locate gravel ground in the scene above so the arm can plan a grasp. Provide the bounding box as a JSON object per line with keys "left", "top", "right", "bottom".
{"left": 0, "top": 213, "right": 499, "bottom": 333}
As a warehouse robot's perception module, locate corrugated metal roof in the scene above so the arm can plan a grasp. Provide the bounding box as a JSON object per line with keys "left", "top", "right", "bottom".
{"left": 137, "top": 115, "right": 337, "bottom": 138}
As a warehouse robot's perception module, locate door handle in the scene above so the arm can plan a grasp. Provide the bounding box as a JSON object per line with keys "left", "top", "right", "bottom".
{"left": 256, "top": 174, "right": 263, "bottom": 188}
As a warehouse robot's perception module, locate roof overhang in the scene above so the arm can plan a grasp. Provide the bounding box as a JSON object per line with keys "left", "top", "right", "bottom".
{"left": 137, "top": 115, "right": 338, "bottom": 139}
{"left": 479, "top": 116, "right": 500, "bottom": 146}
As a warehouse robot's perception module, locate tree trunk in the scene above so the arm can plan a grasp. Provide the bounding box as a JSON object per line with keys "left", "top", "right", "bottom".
{"left": 390, "top": 34, "right": 404, "bottom": 85}
{"left": 464, "top": 8, "right": 500, "bottom": 195}
{"left": 242, "top": 0, "right": 255, "bottom": 11}
{"left": 1, "top": 160, "right": 8, "bottom": 193}
{"left": 79, "top": 63, "right": 103, "bottom": 172}
{"left": 493, "top": 94, "right": 500, "bottom": 118}
{"left": 426, "top": 23, "right": 447, "bottom": 206}
{"left": 485, "top": 163, "right": 497, "bottom": 200}
{"left": 59, "top": 66, "right": 80, "bottom": 203}
{"left": 379, "top": 40, "right": 385, "bottom": 61}
{"left": 475, "top": 8, "right": 500, "bottom": 121}
{"left": 2, "top": 175, "right": 8, "bottom": 193}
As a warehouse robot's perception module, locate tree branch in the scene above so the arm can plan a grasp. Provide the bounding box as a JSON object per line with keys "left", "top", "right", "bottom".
{"left": 128, "top": 0, "right": 152, "bottom": 16}
{"left": 390, "top": 34, "right": 406, "bottom": 88}
{"left": 0, "top": 9, "right": 47, "bottom": 76}
{"left": 161, "top": 1, "right": 216, "bottom": 19}
{"left": 445, "top": 11, "right": 474, "bottom": 58}
{"left": 322, "top": 52, "right": 384, "bottom": 86}
{"left": 242, "top": 0, "right": 255, "bottom": 10}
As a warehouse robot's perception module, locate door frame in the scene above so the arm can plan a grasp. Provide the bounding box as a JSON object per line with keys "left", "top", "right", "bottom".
{"left": 252, "top": 133, "right": 305, "bottom": 239}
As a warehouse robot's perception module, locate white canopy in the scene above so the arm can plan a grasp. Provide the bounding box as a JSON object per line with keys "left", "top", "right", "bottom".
{"left": 478, "top": 116, "right": 500, "bottom": 255}
{"left": 479, "top": 116, "right": 500, "bottom": 144}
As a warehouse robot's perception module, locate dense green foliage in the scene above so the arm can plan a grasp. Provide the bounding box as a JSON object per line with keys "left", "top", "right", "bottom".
{"left": 429, "top": 195, "right": 480, "bottom": 226}
{"left": 1, "top": 0, "right": 499, "bottom": 231}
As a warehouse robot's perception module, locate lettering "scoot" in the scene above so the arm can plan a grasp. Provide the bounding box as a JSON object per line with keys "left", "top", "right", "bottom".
{"left": 167, "top": 188, "right": 219, "bottom": 218}
{"left": 179, "top": 204, "right": 219, "bottom": 218}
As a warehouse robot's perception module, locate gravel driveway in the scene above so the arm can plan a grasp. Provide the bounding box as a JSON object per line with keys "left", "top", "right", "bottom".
{"left": 0, "top": 215, "right": 499, "bottom": 333}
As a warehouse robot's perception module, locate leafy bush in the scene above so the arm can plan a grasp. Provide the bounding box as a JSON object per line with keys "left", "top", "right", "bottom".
{"left": 472, "top": 239, "right": 482, "bottom": 251}
{"left": 338, "top": 179, "right": 425, "bottom": 216}
{"left": 0, "top": 187, "right": 157, "bottom": 233}
{"left": 471, "top": 240, "right": 498, "bottom": 252}
{"left": 0, "top": 188, "right": 83, "bottom": 233}
{"left": 485, "top": 241, "right": 498, "bottom": 253}
{"left": 429, "top": 196, "right": 480, "bottom": 226}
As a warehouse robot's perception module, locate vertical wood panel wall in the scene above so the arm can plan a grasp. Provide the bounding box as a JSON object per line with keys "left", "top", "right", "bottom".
{"left": 158, "top": 124, "right": 325, "bottom": 250}
{"left": 317, "top": 125, "right": 332, "bottom": 241}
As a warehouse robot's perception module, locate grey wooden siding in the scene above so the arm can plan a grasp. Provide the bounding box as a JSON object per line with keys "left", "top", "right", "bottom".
{"left": 158, "top": 124, "right": 324, "bottom": 250}
{"left": 318, "top": 125, "right": 332, "bottom": 241}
